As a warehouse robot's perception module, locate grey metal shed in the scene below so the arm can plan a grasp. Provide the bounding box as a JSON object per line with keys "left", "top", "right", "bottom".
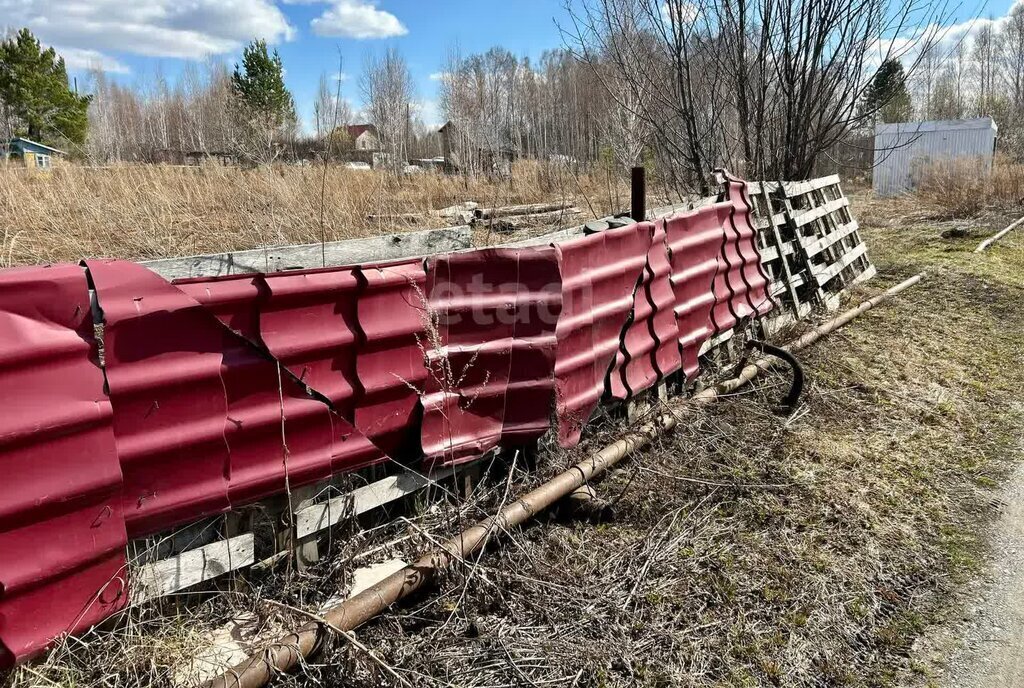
{"left": 872, "top": 117, "right": 997, "bottom": 197}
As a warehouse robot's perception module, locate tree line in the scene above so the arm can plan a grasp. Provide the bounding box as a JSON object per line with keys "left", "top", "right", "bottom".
{"left": 5, "top": 0, "right": 1020, "bottom": 189}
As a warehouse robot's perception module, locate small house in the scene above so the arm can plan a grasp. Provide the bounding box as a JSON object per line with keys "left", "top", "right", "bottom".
{"left": 346, "top": 124, "right": 380, "bottom": 151}
{"left": 3, "top": 137, "right": 66, "bottom": 169}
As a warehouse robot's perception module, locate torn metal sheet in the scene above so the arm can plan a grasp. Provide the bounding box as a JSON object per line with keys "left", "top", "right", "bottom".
{"left": 353, "top": 259, "right": 429, "bottom": 456}
{"left": 176, "top": 273, "right": 264, "bottom": 341}
{"left": 0, "top": 264, "right": 127, "bottom": 667}
{"left": 258, "top": 269, "right": 361, "bottom": 415}
{"left": 553, "top": 223, "right": 651, "bottom": 448}
{"left": 711, "top": 170, "right": 774, "bottom": 333}
{"left": 422, "top": 249, "right": 519, "bottom": 465}
{"left": 178, "top": 269, "right": 385, "bottom": 476}
{"left": 500, "top": 246, "right": 562, "bottom": 445}
{"left": 608, "top": 221, "right": 682, "bottom": 400}
{"left": 664, "top": 203, "right": 732, "bottom": 380}
{"left": 88, "top": 259, "right": 233, "bottom": 537}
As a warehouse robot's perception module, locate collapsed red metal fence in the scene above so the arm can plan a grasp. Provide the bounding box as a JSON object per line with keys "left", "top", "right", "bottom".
{"left": 0, "top": 174, "right": 783, "bottom": 667}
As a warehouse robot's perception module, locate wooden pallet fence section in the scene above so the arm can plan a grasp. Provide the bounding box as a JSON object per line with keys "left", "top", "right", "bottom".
{"left": 770, "top": 176, "right": 876, "bottom": 311}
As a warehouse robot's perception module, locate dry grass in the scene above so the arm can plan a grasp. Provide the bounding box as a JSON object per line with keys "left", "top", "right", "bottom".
{"left": 0, "top": 161, "right": 634, "bottom": 267}
{"left": 916, "top": 157, "right": 1024, "bottom": 220}
{"left": 4, "top": 187, "right": 1024, "bottom": 688}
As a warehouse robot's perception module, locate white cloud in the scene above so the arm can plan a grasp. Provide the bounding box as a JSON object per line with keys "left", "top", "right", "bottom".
{"left": 0, "top": 0, "right": 295, "bottom": 69}
{"left": 428, "top": 71, "right": 448, "bottom": 81}
{"left": 55, "top": 46, "right": 132, "bottom": 74}
{"left": 414, "top": 98, "right": 442, "bottom": 127}
{"left": 660, "top": 1, "right": 699, "bottom": 25}
{"left": 311, "top": 0, "right": 408, "bottom": 39}
{"left": 335, "top": 71, "right": 350, "bottom": 81}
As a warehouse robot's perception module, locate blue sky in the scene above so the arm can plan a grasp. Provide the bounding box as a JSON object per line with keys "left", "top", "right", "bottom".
{"left": 0, "top": 0, "right": 1016, "bottom": 133}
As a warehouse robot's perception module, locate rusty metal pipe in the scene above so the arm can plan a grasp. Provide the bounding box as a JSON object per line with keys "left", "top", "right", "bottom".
{"left": 203, "top": 272, "right": 926, "bottom": 688}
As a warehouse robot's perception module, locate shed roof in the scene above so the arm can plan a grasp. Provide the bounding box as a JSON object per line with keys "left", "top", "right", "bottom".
{"left": 346, "top": 124, "right": 378, "bottom": 139}
{"left": 9, "top": 137, "right": 67, "bottom": 155}
{"left": 875, "top": 117, "right": 997, "bottom": 136}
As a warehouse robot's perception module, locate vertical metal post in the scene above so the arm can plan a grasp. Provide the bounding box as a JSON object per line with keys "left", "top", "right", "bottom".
{"left": 631, "top": 166, "right": 646, "bottom": 221}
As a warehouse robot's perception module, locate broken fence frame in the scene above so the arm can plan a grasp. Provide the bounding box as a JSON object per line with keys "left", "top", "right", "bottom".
{"left": 127, "top": 174, "right": 875, "bottom": 607}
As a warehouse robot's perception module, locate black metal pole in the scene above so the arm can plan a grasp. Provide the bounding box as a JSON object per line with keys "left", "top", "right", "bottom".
{"left": 631, "top": 166, "right": 646, "bottom": 221}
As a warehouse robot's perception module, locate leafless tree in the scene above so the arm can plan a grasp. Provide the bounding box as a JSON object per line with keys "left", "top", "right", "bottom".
{"left": 562, "top": 0, "right": 953, "bottom": 190}
{"left": 360, "top": 48, "right": 414, "bottom": 172}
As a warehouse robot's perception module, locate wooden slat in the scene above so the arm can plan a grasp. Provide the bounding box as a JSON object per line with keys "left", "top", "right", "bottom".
{"left": 851, "top": 264, "right": 878, "bottom": 286}
{"left": 760, "top": 239, "right": 798, "bottom": 263}
{"left": 811, "top": 242, "right": 868, "bottom": 285}
{"left": 141, "top": 225, "right": 471, "bottom": 280}
{"left": 295, "top": 465, "right": 460, "bottom": 539}
{"left": 755, "top": 176, "right": 839, "bottom": 198}
{"left": 801, "top": 220, "right": 860, "bottom": 257}
{"left": 132, "top": 534, "right": 255, "bottom": 603}
{"left": 770, "top": 272, "right": 806, "bottom": 296}
{"left": 791, "top": 197, "right": 849, "bottom": 228}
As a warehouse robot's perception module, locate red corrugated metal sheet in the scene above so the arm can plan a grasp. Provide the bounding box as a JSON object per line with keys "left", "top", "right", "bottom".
{"left": 608, "top": 222, "right": 681, "bottom": 400}
{"left": 259, "top": 269, "right": 360, "bottom": 414}
{"left": 353, "top": 259, "right": 428, "bottom": 456}
{"left": 499, "top": 246, "right": 561, "bottom": 445}
{"left": 255, "top": 268, "right": 383, "bottom": 474}
{"left": 89, "top": 259, "right": 232, "bottom": 538}
{"left": 177, "top": 274, "right": 263, "bottom": 341}
{"left": 218, "top": 337, "right": 337, "bottom": 506}
{"left": 552, "top": 224, "right": 651, "bottom": 448}
{"left": 711, "top": 171, "right": 774, "bottom": 333}
{"left": 177, "top": 269, "right": 385, "bottom": 476}
{"left": 422, "top": 249, "right": 518, "bottom": 465}
{"left": 664, "top": 203, "right": 732, "bottom": 380}
{"left": 0, "top": 264, "right": 127, "bottom": 667}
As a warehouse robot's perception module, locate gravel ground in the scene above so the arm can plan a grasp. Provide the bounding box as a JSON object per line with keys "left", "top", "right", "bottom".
{"left": 915, "top": 425, "right": 1024, "bottom": 687}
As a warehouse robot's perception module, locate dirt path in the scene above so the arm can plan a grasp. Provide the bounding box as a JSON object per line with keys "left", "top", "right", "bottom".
{"left": 925, "top": 441, "right": 1024, "bottom": 687}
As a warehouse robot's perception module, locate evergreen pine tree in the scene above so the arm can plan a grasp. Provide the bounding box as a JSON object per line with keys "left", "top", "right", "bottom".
{"left": 231, "top": 40, "right": 296, "bottom": 130}
{"left": 863, "top": 59, "right": 913, "bottom": 124}
{"left": 0, "top": 28, "right": 90, "bottom": 146}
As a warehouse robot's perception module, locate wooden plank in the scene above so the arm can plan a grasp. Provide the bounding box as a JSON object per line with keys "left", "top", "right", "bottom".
{"left": 811, "top": 242, "right": 868, "bottom": 285}
{"left": 758, "top": 237, "right": 797, "bottom": 262}
{"left": 801, "top": 220, "right": 860, "bottom": 258}
{"left": 140, "top": 225, "right": 472, "bottom": 280}
{"left": 755, "top": 176, "right": 839, "bottom": 198}
{"left": 132, "top": 534, "right": 255, "bottom": 603}
{"left": 791, "top": 197, "right": 849, "bottom": 228}
{"left": 295, "top": 465, "right": 461, "bottom": 539}
{"left": 506, "top": 202, "right": 691, "bottom": 248}
{"left": 851, "top": 263, "right": 878, "bottom": 286}
{"left": 698, "top": 328, "right": 734, "bottom": 356}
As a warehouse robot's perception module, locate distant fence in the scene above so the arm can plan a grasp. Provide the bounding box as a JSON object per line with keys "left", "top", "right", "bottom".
{"left": 0, "top": 170, "right": 873, "bottom": 667}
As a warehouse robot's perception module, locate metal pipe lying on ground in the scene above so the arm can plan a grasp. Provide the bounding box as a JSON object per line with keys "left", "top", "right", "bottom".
{"left": 203, "top": 272, "right": 927, "bottom": 688}
{"left": 975, "top": 215, "right": 1024, "bottom": 253}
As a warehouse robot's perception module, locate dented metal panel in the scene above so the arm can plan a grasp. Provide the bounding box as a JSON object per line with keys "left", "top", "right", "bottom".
{"left": 176, "top": 273, "right": 263, "bottom": 341}
{"left": 553, "top": 224, "right": 651, "bottom": 448}
{"left": 608, "top": 222, "right": 681, "bottom": 400}
{"left": 89, "top": 259, "right": 233, "bottom": 537}
{"left": 711, "top": 171, "right": 774, "bottom": 333}
{"left": 354, "top": 259, "right": 428, "bottom": 456}
{"left": 0, "top": 264, "right": 128, "bottom": 667}
{"left": 500, "top": 246, "right": 562, "bottom": 445}
{"left": 259, "top": 269, "right": 361, "bottom": 416}
{"left": 422, "top": 249, "right": 518, "bottom": 465}
{"left": 218, "top": 339, "right": 337, "bottom": 506}
{"left": 664, "top": 204, "right": 732, "bottom": 380}
{"left": 176, "top": 269, "right": 385, "bottom": 475}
